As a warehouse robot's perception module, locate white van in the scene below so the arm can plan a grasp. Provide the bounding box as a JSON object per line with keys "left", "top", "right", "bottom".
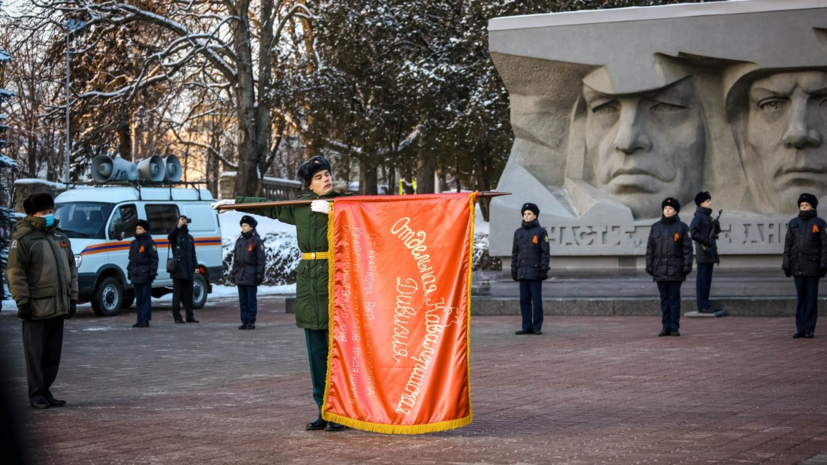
{"left": 53, "top": 185, "right": 223, "bottom": 316}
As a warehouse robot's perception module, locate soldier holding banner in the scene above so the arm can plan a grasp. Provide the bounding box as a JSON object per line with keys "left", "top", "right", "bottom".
{"left": 211, "top": 156, "right": 347, "bottom": 432}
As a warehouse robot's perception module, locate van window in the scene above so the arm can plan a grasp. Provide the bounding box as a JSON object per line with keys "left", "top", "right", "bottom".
{"left": 183, "top": 205, "right": 216, "bottom": 232}
{"left": 54, "top": 202, "right": 113, "bottom": 239}
{"left": 109, "top": 204, "right": 138, "bottom": 240}
{"left": 145, "top": 204, "right": 180, "bottom": 235}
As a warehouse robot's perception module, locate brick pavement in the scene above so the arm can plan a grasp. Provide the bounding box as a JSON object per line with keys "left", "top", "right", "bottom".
{"left": 1, "top": 298, "right": 826, "bottom": 464}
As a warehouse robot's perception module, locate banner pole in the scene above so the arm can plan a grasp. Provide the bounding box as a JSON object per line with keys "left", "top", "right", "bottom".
{"left": 217, "top": 191, "right": 511, "bottom": 211}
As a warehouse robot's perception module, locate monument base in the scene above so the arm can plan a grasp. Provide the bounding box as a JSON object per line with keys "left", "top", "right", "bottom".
{"left": 684, "top": 310, "right": 727, "bottom": 318}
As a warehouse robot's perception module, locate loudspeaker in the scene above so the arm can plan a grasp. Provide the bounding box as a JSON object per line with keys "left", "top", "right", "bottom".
{"left": 163, "top": 155, "right": 182, "bottom": 182}
{"left": 136, "top": 155, "right": 165, "bottom": 182}
{"left": 91, "top": 155, "right": 137, "bottom": 182}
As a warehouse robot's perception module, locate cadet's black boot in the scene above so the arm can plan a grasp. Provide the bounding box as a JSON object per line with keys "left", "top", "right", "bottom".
{"left": 186, "top": 317, "right": 199, "bottom": 323}
{"left": 805, "top": 332, "right": 815, "bottom": 339}
{"left": 672, "top": 330, "right": 681, "bottom": 337}
{"left": 238, "top": 324, "right": 248, "bottom": 330}
{"left": 30, "top": 399, "right": 49, "bottom": 409}
{"left": 247, "top": 323, "right": 255, "bottom": 330}
{"left": 46, "top": 397, "right": 66, "bottom": 407}
{"left": 132, "top": 322, "right": 142, "bottom": 328}
{"left": 325, "top": 422, "right": 346, "bottom": 432}
{"left": 658, "top": 329, "right": 671, "bottom": 337}
{"left": 793, "top": 331, "right": 806, "bottom": 338}
{"left": 306, "top": 417, "right": 327, "bottom": 431}
{"left": 514, "top": 329, "right": 533, "bottom": 335}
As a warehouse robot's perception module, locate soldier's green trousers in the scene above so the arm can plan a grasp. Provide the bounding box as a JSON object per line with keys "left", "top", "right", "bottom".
{"left": 304, "top": 329, "right": 329, "bottom": 415}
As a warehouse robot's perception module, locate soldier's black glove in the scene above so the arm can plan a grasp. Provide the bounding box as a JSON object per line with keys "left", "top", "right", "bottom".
{"left": 256, "top": 277, "right": 263, "bottom": 286}
{"left": 820, "top": 269, "right": 827, "bottom": 279}
{"left": 783, "top": 268, "right": 792, "bottom": 278}
{"left": 511, "top": 271, "right": 517, "bottom": 282}
{"left": 682, "top": 266, "right": 692, "bottom": 276}
{"left": 645, "top": 267, "right": 654, "bottom": 276}
{"left": 541, "top": 270, "right": 550, "bottom": 281}
{"left": 17, "top": 303, "right": 32, "bottom": 322}
{"left": 67, "top": 301, "right": 77, "bottom": 319}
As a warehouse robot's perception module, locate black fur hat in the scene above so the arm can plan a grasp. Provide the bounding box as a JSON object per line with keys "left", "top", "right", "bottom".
{"left": 662, "top": 197, "right": 681, "bottom": 213}
{"left": 521, "top": 202, "right": 540, "bottom": 216}
{"left": 799, "top": 193, "right": 818, "bottom": 209}
{"left": 694, "top": 191, "right": 711, "bottom": 206}
{"left": 23, "top": 193, "right": 55, "bottom": 216}
{"left": 297, "top": 156, "right": 332, "bottom": 185}
{"left": 240, "top": 215, "right": 258, "bottom": 229}
{"left": 136, "top": 219, "right": 151, "bottom": 232}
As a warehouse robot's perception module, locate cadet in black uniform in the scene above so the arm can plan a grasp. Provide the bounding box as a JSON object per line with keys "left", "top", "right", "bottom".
{"left": 646, "top": 198, "right": 693, "bottom": 337}
{"left": 230, "top": 215, "right": 265, "bottom": 330}
{"left": 782, "top": 193, "right": 827, "bottom": 339}
{"left": 689, "top": 192, "right": 721, "bottom": 313}
{"left": 168, "top": 216, "right": 199, "bottom": 324}
{"left": 127, "top": 219, "right": 158, "bottom": 328}
{"left": 511, "top": 202, "right": 550, "bottom": 335}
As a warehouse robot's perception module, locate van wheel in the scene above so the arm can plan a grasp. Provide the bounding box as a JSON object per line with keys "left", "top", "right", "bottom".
{"left": 122, "top": 289, "right": 135, "bottom": 309}
{"left": 193, "top": 273, "right": 208, "bottom": 309}
{"left": 91, "top": 277, "right": 123, "bottom": 317}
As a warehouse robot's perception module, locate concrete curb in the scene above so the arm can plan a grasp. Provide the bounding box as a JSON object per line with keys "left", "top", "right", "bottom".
{"left": 283, "top": 296, "right": 827, "bottom": 317}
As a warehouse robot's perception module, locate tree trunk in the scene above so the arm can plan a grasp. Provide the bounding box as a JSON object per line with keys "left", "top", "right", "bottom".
{"left": 417, "top": 153, "right": 435, "bottom": 194}
{"left": 358, "top": 152, "right": 378, "bottom": 195}
{"left": 232, "top": 0, "right": 262, "bottom": 198}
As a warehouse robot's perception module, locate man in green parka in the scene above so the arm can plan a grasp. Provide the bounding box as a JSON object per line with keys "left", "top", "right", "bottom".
{"left": 212, "top": 156, "right": 347, "bottom": 432}
{"left": 7, "top": 193, "right": 78, "bottom": 409}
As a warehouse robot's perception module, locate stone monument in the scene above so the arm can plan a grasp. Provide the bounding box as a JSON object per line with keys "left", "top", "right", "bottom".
{"left": 488, "top": 0, "right": 827, "bottom": 270}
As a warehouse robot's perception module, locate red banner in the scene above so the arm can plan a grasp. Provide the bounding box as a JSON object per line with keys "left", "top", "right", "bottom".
{"left": 322, "top": 193, "right": 476, "bottom": 434}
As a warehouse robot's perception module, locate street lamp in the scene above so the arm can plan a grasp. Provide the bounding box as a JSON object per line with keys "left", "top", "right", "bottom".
{"left": 62, "top": 19, "right": 84, "bottom": 186}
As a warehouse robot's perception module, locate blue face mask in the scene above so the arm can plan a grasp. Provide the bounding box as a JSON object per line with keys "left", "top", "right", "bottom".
{"left": 43, "top": 215, "right": 55, "bottom": 227}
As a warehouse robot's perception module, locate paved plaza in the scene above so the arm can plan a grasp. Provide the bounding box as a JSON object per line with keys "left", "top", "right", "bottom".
{"left": 1, "top": 296, "right": 826, "bottom": 464}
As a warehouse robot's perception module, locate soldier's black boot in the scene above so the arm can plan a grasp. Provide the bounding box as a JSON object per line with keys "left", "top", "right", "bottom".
{"left": 306, "top": 417, "right": 327, "bottom": 431}
{"left": 325, "top": 422, "right": 346, "bottom": 432}
{"left": 793, "top": 331, "right": 806, "bottom": 338}
{"left": 238, "top": 324, "right": 248, "bottom": 330}
{"left": 658, "top": 329, "right": 671, "bottom": 337}
{"left": 247, "top": 323, "right": 255, "bottom": 330}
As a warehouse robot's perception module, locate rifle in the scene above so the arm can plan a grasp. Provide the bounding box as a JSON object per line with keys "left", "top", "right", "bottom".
{"left": 709, "top": 209, "right": 723, "bottom": 240}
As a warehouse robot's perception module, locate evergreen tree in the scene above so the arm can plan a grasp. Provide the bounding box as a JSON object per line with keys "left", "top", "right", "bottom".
{"left": 0, "top": 0, "right": 16, "bottom": 302}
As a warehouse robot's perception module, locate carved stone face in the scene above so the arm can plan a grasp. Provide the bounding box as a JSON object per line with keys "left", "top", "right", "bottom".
{"left": 746, "top": 71, "right": 827, "bottom": 213}
{"left": 583, "top": 79, "right": 705, "bottom": 219}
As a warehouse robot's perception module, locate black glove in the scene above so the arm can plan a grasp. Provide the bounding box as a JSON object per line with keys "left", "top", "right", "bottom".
{"left": 820, "top": 269, "right": 827, "bottom": 279}
{"left": 67, "top": 301, "right": 77, "bottom": 319}
{"left": 645, "top": 267, "right": 654, "bottom": 276}
{"left": 682, "top": 267, "right": 692, "bottom": 276}
{"left": 713, "top": 221, "right": 722, "bottom": 234}
{"left": 256, "top": 277, "right": 264, "bottom": 286}
{"left": 783, "top": 268, "right": 792, "bottom": 278}
{"left": 17, "top": 303, "right": 32, "bottom": 321}
{"left": 511, "top": 271, "right": 517, "bottom": 282}
{"left": 541, "top": 270, "right": 549, "bottom": 281}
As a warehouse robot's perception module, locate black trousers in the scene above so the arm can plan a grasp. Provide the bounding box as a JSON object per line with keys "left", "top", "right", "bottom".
{"left": 657, "top": 281, "right": 682, "bottom": 331}
{"left": 695, "top": 263, "right": 714, "bottom": 311}
{"left": 519, "top": 280, "right": 544, "bottom": 332}
{"left": 237, "top": 285, "right": 258, "bottom": 324}
{"left": 22, "top": 317, "right": 64, "bottom": 403}
{"left": 304, "top": 329, "right": 329, "bottom": 416}
{"left": 171, "top": 278, "right": 194, "bottom": 321}
{"left": 793, "top": 276, "right": 819, "bottom": 334}
{"left": 134, "top": 283, "right": 152, "bottom": 323}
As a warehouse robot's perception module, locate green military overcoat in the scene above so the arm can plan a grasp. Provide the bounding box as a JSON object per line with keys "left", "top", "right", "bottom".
{"left": 6, "top": 216, "right": 79, "bottom": 319}
{"left": 236, "top": 190, "right": 346, "bottom": 330}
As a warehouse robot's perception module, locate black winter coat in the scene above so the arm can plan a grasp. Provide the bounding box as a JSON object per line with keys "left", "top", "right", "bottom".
{"left": 231, "top": 230, "right": 265, "bottom": 286}
{"left": 782, "top": 210, "right": 827, "bottom": 277}
{"left": 511, "top": 219, "right": 550, "bottom": 281}
{"left": 689, "top": 207, "right": 720, "bottom": 265}
{"left": 168, "top": 225, "right": 198, "bottom": 281}
{"left": 127, "top": 232, "right": 158, "bottom": 285}
{"left": 645, "top": 216, "right": 694, "bottom": 282}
